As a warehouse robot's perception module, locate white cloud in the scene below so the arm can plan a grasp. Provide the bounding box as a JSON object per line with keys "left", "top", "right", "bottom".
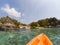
{"left": 1, "top": 4, "right": 21, "bottom": 17}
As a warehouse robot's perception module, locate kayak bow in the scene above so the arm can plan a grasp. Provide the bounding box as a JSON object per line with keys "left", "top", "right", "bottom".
{"left": 26, "top": 33, "right": 53, "bottom": 45}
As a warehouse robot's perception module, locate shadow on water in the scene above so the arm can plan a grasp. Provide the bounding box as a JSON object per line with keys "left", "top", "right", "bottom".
{"left": 0, "top": 28, "right": 60, "bottom": 45}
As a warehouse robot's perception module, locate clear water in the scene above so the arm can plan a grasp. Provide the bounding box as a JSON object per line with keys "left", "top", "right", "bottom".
{"left": 0, "top": 28, "right": 60, "bottom": 45}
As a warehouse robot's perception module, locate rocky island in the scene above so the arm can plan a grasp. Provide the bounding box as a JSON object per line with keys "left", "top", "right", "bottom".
{"left": 0, "top": 16, "right": 22, "bottom": 31}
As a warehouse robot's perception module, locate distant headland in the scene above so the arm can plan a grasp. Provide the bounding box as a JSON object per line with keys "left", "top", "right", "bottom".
{"left": 0, "top": 16, "right": 29, "bottom": 31}
{"left": 0, "top": 16, "right": 60, "bottom": 31}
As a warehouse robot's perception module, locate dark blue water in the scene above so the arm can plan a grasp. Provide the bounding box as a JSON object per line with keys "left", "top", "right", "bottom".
{"left": 0, "top": 28, "right": 60, "bottom": 45}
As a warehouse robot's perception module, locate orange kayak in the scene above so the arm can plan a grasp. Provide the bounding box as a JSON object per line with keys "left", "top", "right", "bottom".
{"left": 26, "top": 33, "right": 53, "bottom": 45}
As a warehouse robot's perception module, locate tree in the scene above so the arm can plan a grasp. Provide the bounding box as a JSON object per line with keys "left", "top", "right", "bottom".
{"left": 48, "top": 17, "right": 58, "bottom": 27}
{"left": 57, "top": 20, "right": 60, "bottom": 25}
{"left": 14, "top": 21, "right": 20, "bottom": 26}
{"left": 30, "top": 22, "right": 39, "bottom": 28}
{"left": 38, "top": 19, "right": 49, "bottom": 27}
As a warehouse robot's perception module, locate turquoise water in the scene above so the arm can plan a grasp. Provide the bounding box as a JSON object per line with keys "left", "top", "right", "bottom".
{"left": 0, "top": 28, "right": 60, "bottom": 45}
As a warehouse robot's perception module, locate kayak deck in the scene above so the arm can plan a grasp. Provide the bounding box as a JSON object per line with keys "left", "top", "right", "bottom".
{"left": 26, "top": 33, "right": 53, "bottom": 45}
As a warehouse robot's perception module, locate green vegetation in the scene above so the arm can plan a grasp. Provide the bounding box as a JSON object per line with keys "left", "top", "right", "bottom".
{"left": 0, "top": 16, "right": 21, "bottom": 26}
{"left": 30, "top": 22, "right": 39, "bottom": 28}
{"left": 0, "top": 16, "right": 60, "bottom": 29}
{"left": 0, "top": 16, "right": 26, "bottom": 30}
{"left": 30, "top": 17, "right": 60, "bottom": 28}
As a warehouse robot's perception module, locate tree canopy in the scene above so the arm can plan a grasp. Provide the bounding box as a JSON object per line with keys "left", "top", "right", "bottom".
{"left": 30, "top": 17, "right": 59, "bottom": 28}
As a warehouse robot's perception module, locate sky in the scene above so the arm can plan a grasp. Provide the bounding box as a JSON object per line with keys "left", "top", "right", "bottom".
{"left": 0, "top": 0, "right": 60, "bottom": 24}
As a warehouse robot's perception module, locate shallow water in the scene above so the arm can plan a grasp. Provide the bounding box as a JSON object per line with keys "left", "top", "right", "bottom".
{"left": 0, "top": 28, "right": 60, "bottom": 45}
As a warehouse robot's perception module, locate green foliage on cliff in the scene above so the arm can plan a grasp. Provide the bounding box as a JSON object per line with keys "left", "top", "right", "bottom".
{"left": 30, "top": 22, "right": 39, "bottom": 28}
{"left": 30, "top": 17, "right": 59, "bottom": 28}
{"left": 0, "top": 16, "right": 21, "bottom": 26}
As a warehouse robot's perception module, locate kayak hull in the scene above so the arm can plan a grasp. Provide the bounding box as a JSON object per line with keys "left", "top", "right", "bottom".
{"left": 26, "top": 33, "right": 53, "bottom": 45}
